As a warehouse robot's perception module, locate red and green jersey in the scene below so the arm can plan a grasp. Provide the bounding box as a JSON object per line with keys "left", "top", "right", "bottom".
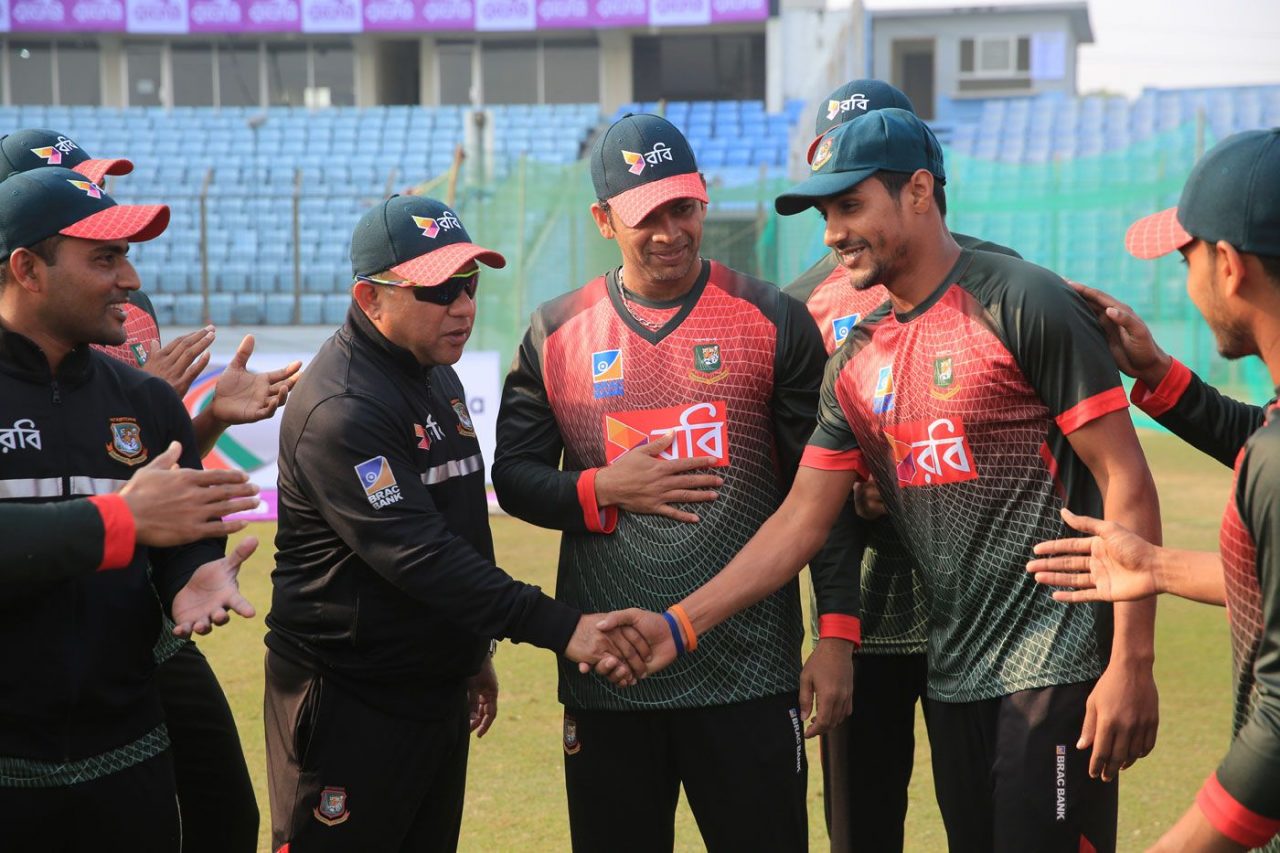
{"left": 494, "top": 261, "right": 856, "bottom": 711}
{"left": 785, "top": 235, "right": 1021, "bottom": 657}
{"left": 803, "top": 249, "right": 1129, "bottom": 702}
{"left": 92, "top": 290, "right": 159, "bottom": 368}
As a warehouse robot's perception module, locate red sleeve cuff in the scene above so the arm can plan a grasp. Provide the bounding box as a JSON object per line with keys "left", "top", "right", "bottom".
{"left": 1054, "top": 386, "right": 1130, "bottom": 435}
{"left": 1129, "top": 358, "right": 1192, "bottom": 418}
{"left": 575, "top": 468, "right": 617, "bottom": 534}
{"left": 88, "top": 493, "right": 136, "bottom": 571}
{"left": 800, "top": 445, "right": 870, "bottom": 478}
{"left": 818, "top": 614, "right": 862, "bottom": 646}
{"left": 1197, "top": 771, "right": 1280, "bottom": 848}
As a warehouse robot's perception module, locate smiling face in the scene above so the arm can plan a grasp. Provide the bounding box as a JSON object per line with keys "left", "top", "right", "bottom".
{"left": 592, "top": 196, "right": 706, "bottom": 298}
{"left": 30, "top": 236, "right": 141, "bottom": 349}
{"left": 814, "top": 177, "right": 912, "bottom": 293}
{"left": 1181, "top": 239, "right": 1255, "bottom": 360}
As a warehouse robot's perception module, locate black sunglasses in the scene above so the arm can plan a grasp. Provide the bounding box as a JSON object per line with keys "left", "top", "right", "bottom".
{"left": 355, "top": 268, "right": 479, "bottom": 305}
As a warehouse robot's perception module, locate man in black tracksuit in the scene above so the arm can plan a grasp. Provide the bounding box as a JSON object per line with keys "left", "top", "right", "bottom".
{"left": 265, "top": 195, "right": 644, "bottom": 851}
{"left": 0, "top": 166, "right": 259, "bottom": 850}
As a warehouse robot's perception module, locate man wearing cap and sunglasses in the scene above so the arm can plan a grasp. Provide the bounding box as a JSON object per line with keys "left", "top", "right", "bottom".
{"left": 264, "top": 194, "right": 648, "bottom": 851}
{"left": 1028, "top": 127, "right": 1280, "bottom": 852}
{"left": 492, "top": 113, "right": 860, "bottom": 851}
{"left": 784, "top": 79, "right": 1023, "bottom": 852}
{"left": 0, "top": 165, "right": 260, "bottom": 850}
{"left": 602, "top": 107, "right": 1163, "bottom": 853}
{"left": 1, "top": 126, "right": 303, "bottom": 853}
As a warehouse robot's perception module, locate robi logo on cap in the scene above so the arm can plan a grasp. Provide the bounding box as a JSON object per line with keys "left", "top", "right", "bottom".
{"left": 31, "top": 137, "right": 79, "bottom": 165}
{"left": 622, "top": 150, "right": 645, "bottom": 176}
{"left": 411, "top": 211, "right": 460, "bottom": 240}
{"left": 67, "top": 179, "right": 102, "bottom": 199}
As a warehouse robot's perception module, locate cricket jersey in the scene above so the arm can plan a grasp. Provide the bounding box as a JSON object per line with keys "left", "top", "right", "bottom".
{"left": 803, "top": 249, "right": 1129, "bottom": 702}
{"left": 784, "top": 234, "right": 1021, "bottom": 657}
{"left": 1201, "top": 410, "right": 1280, "bottom": 850}
{"left": 494, "top": 260, "right": 857, "bottom": 711}
{"left": 93, "top": 290, "right": 160, "bottom": 368}
{"left": 1130, "top": 363, "right": 1280, "bottom": 849}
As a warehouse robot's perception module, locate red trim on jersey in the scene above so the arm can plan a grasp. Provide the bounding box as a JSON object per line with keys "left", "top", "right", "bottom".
{"left": 89, "top": 493, "right": 136, "bottom": 571}
{"left": 818, "top": 613, "right": 862, "bottom": 646}
{"left": 1129, "top": 358, "right": 1193, "bottom": 418}
{"left": 1054, "top": 387, "right": 1129, "bottom": 435}
{"left": 575, "top": 467, "right": 617, "bottom": 534}
{"left": 800, "top": 445, "right": 869, "bottom": 478}
{"left": 1197, "top": 771, "right": 1280, "bottom": 848}
{"left": 1038, "top": 442, "right": 1067, "bottom": 500}
{"left": 1078, "top": 835, "right": 1097, "bottom": 853}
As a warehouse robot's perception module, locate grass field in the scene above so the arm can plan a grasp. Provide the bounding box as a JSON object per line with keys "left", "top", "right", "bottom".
{"left": 195, "top": 430, "right": 1237, "bottom": 852}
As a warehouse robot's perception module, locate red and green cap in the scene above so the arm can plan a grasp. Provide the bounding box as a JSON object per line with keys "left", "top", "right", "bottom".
{"left": 806, "top": 79, "right": 917, "bottom": 164}
{"left": 1126, "top": 128, "right": 1280, "bottom": 260}
{"left": 0, "top": 166, "right": 168, "bottom": 261}
{"left": 0, "top": 128, "right": 134, "bottom": 186}
{"left": 589, "top": 113, "right": 707, "bottom": 227}
{"left": 350, "top": 195, "right": 505, "bottom": 285}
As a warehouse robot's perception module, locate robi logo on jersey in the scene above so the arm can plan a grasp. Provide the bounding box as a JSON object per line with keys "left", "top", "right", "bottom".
{"left": 603, "top": 401, "right": 730, "bottom": 467}
{"left": 883, "top": 417, "right": 978, "bottom": 487}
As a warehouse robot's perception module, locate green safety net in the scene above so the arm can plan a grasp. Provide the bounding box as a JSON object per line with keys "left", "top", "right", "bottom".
{"left": 449, "top": 122, "right": 1272, "bottom": 411}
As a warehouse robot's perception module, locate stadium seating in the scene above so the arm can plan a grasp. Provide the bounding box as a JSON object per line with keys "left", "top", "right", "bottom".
{"left": 4, "top": 85, "right": 1277, "bottom": 325}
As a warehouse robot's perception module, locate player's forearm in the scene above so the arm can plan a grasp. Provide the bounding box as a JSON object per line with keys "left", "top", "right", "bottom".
{"left": 191, "top": 409, "right": 228, "bottom": 458}
{"left": 1105, "top": 466, "right": 1161, "bottom": 661}
{"left": 1152, "top": 802, "right": 1248, "bottom": 853}
{"left": 679, "top": 501, "right": 831, "bottom": 637}
{"left": 1152, "top": 548, "right": 1228, "bottom": 605}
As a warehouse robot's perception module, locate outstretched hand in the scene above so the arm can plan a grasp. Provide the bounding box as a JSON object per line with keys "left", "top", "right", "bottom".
{"left": 593, "top": 609, "right": 677, "bottom": 675}
{"left": 209, "top": 334, "right": 303, "bottom": 426}
{"left": 121, "top": 441, "right": 260, "bottom": 546}
{"left": 593, "top": 432, "right": 723, "bottom": 524}
{"left": 1027, "top": 508, "right": 1161, "bottom": 603}
{"left": 171, "top": 536, "right": 258, "bottom": 637}
{"left": 564, "top": 612, "right": 656, "bottom": 687}
{"left": 143, "top": 326, "right": 215, "bottom": 397}
{"left": 1067, "top": 281, "right": 1172, "bottom": 389}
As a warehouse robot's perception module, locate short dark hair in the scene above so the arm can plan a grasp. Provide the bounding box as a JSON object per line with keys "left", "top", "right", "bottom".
{"left": 0, "top": 234, "right": 64, "bottom": 287}
{"left": 1258, "top": 253, "right": 1280, "bottom": 286}
{"left": 873, "top": 170, "right": 947, "bottom": 218}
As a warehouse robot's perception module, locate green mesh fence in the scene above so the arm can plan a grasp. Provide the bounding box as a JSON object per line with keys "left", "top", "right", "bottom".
{"left": 452, "top": 123, "right": 1271, "bottom": 410}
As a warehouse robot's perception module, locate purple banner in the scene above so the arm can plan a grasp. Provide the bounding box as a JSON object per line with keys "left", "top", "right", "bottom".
{"left": 0, "top": 0, "right": 763, "bottom": 30}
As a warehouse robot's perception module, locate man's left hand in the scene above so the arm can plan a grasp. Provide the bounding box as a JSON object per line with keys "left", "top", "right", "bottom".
{"left": 209, "top": 335, "right": 303, "bottom": 427}
{"left": 799, "top": 637, "right": 855, "bottom": 738}
{"left": 467, "top": 657, "right": 500, "bottom": 738}
{"left": 171, "top": 537, "right": 258, "bottom": 637}
{"left": 1079, "top": 657, "right": 1159, "bottom": 781}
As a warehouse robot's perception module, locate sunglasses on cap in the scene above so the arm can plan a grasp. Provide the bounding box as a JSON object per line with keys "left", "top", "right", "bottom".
{"left": 355, "top": 268, "right": 479, "bottom": 305}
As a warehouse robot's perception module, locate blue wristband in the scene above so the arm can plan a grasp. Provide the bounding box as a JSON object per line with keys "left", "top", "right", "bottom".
{"left": 662, "top": 611, "right": 686, "bottom": 657}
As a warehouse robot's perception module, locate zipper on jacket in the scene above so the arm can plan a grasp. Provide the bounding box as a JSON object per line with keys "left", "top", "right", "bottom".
{"left": 50, "top": 379, "right": 61, "bottom": 405}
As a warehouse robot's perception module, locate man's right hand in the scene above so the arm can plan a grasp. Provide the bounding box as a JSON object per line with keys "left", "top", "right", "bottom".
{"left": 1068, "top": 281, "right": 1173, "bottom": 389}
{"left": 592, "top": 431, "right": 723, "bottom": 524}
{"left": 564, "top": 612, "right": 656, "bottom": 687}
{"left": 142, "top": 326, "right": 216, "bottom": 397}
{"left": 853, "top": 476, "right": 886, "bottom": 520}
{"left": 120, "top": 441, "right": 260, "bottom": 546}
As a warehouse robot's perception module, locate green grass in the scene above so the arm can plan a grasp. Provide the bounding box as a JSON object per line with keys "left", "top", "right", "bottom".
{"left": 194, "top": 430, "right": 1237, "bottom": 851}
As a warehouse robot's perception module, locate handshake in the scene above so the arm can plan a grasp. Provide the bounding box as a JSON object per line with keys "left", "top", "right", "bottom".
{"left": 563, "top": 610, "right": 689, "bottom": 686}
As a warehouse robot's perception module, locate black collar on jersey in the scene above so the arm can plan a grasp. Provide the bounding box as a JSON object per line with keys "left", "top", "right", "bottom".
{"left": 892, "top": 249, "right": 975, "bottom": 324}
{"left": 345, "top": 301, "right": 435, "bottom": 383}
{"left": 604, "top": 259, "right": 710, "bottom": 345}
{"left": 0, "top": 321, "right": 95, "bottom": 385}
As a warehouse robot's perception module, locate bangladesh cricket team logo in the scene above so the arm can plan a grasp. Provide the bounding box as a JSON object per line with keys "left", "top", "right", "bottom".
{"left": 931, "top": 354, "right": 960, "bottom": 400}
{"left": 106, "top": 417, "right": 147, "bottom": 466}
{"left": 314, "top": 786, "right": 350, "bottom": 826}
{"left": 690, "top": 342, "right": 728, "bottom": 383}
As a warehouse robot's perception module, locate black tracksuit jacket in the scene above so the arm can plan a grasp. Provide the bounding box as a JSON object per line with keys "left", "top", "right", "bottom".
{"left": 0, "top": 325, "right": 220, "bottom": 762}
{"left": 267, "top": 305, "right": 579, "bottom": 717}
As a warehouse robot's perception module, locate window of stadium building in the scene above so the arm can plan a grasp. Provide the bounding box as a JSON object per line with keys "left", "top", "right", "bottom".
{"left": 958, "top": 35, "right": 1032, "bottom": 92}
{"left": 173, "top": 43, "right": 216, "bottom": 106}
{"left": 442, "top": 39, "right": 598, "bottom": 106}
{"left": 5, "top": 40, "right": 102, "bottom": 106}
{"left": 631, "top": 34, "right": 765, "bottom": 102}
{"left": 126, "top": 42, "right": 164, "bottom": 107}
